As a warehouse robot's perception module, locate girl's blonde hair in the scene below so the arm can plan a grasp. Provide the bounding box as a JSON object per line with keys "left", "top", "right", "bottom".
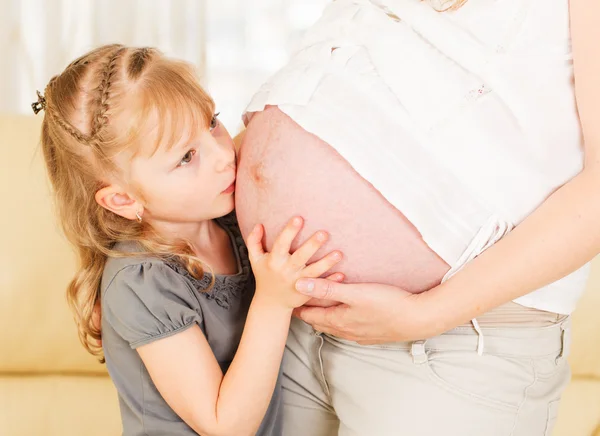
{"left": 39, "top": 44, "right": 215, "bottom": 359}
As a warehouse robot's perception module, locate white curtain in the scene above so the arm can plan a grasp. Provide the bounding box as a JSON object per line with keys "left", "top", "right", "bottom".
{"left": 0, "top": 0, "right": 329, "bottom": 131}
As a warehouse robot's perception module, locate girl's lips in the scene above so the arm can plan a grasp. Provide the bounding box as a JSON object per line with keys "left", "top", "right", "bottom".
{"left": 222, "top": 181, "right": 235, "bottom": 194}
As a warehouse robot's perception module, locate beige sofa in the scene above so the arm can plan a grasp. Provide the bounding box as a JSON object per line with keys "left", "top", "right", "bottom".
{"left": 1, "top": 114, "right": 599, "bottom": 435}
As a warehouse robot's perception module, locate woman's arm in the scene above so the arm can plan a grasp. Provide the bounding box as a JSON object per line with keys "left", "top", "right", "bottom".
{"left": 291, "top": 0, "right": 600, "bottom": 342}
{"left": 138, "top": 218, "right": 342, "bottom": 435}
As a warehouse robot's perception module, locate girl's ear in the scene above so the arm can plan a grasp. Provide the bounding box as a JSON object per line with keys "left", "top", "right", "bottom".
{"left": 95, "top": 185, "right": 143, "bottom": 221}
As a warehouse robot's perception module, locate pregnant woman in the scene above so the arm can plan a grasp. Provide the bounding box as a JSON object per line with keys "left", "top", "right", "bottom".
{"left": 235, "top": 0, "right": 600, "bottom": 434}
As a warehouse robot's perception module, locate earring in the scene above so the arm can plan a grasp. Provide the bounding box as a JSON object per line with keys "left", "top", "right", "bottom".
{"left": 136, "top": 211, "right": 143, "bottom": 223}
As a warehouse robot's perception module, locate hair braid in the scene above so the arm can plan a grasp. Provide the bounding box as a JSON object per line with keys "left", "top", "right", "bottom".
{"left": 44, "top": 77, "right": 91, "bottom": 145}
{"left": 90, "top": 46, "right": 126, "bottom": 139}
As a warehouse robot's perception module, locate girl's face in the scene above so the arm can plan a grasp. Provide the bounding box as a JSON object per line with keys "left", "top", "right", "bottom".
{"left": 131, "top": 113, "right": 237, "bottom": 226}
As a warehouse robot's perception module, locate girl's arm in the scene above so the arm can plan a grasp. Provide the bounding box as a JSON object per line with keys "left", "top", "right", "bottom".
{"left": 138, "top": 304, "right": 290, "bottom": 436}
{"left": 138, "top": 217, "right": 342, "bottom": 436}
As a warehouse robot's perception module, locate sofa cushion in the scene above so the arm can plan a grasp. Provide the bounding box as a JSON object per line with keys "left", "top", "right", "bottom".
{"left": 0, "top": 113, "right": 598, "bottom": 379}
{"left": 0, "top": 115, "right": 105, "bottom": 373}
{"left": 0, "top": 375, "right": 120, "bottom": 435}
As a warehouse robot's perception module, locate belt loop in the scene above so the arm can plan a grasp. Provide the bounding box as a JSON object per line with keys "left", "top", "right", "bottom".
{"left": 411, "top": 340, "right": 428, "bottom": 364}
{"left": 556, "top": 319, "right": 571, "bottom": 364}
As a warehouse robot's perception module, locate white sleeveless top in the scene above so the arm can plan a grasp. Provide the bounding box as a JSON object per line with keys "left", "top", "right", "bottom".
{"left": 244, "top": 0, "right": 591, "bottom": 314}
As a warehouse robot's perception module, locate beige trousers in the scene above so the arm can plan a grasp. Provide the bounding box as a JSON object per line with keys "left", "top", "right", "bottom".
{"left": 282, "top": 303, "right": 571, "bottom": 436}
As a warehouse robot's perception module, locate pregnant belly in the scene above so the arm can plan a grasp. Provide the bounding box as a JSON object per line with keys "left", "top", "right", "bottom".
{"left": 235, "top": 107, "right": 449, "bottom": 293}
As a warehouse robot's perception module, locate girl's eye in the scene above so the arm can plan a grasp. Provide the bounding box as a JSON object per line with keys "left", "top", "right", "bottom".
{"left": 178, "top": 149, "right": 196, "bottom": 167}
{"left": 210, "top": 112, "right": 220, "bottom": 131}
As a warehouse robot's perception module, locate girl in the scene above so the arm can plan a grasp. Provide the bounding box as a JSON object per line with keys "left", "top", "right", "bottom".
{"left": 34, "top": 44, "right": 343, "bottom": 436}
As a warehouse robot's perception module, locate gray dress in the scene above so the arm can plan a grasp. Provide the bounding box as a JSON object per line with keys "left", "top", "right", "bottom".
{"left": 100, "top": 213, "right": 283, "bottom": 436}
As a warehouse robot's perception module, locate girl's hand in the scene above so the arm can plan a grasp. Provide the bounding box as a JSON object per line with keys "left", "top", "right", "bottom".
{"left": 246, "top": 216, "right": 343, "bottom": 309}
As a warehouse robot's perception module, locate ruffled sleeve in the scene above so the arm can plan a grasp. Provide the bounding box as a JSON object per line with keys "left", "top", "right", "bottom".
{"left": 102, "top": 261, "right": 203, "bottom": 349}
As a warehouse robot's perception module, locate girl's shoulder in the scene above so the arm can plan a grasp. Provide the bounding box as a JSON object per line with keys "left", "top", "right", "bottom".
{"left": 101, "top": 241, "right": 166, "bottom": 291}
{"left": 100, "top": 241, "right": 198, "bottom": 309}
{"left": 100, "top": 244, "right": 203, "bottom": 349}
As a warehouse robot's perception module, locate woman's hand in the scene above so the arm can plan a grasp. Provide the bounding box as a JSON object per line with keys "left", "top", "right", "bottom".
{"left": 246, "top": 216, "right": 344, "bottom": 309}
{"left": 292, "top": 278, "right": 438, "bottom": 344}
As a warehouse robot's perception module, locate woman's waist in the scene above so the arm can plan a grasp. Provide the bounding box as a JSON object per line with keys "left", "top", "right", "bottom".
{"left": 460, "top": 301, "right": 566, "bottom": 328}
